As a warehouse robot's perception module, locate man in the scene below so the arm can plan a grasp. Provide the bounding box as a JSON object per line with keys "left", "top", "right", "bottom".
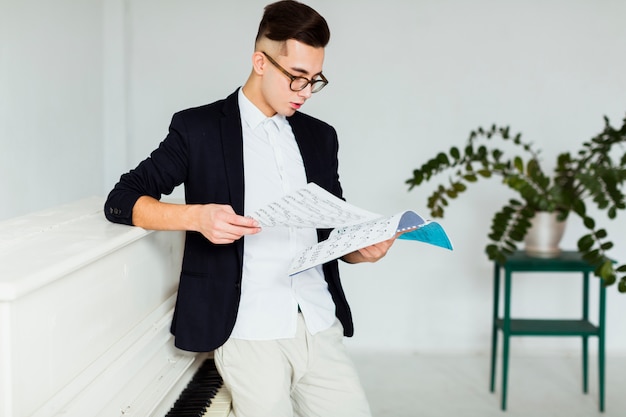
{"left": 105, "top": 1, "right": 396, "bottom": 416}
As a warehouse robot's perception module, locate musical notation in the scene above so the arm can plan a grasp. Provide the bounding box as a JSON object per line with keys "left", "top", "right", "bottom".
{"left": 250, "top": 183, "right": 381, "bottom": 228}
{"left": 249, "top": 183, "right": 453, "bottom": 275}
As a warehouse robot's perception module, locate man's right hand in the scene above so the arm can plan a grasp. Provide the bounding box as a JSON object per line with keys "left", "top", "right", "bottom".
{"left": 132, "top": 196, "right": 262, "bottom": 244}
{"left": 194, "top": 204, "right": 261, "bottom": 244}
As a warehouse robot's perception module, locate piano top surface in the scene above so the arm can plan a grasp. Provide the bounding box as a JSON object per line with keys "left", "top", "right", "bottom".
{"left": 0, "top": 196, "right": 151, "bottom": 301}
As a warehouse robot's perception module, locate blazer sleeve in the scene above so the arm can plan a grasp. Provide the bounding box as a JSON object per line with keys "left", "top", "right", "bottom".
{"left": 104, "top": 112, "right": 190, "bottom": 225}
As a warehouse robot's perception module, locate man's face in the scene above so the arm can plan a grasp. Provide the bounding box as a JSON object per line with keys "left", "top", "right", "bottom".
{"left": 260, "top": 39, "right": 325, "bottom": 117}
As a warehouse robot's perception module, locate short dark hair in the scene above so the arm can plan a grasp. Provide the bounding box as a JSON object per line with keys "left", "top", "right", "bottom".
{"left": 255, "top": 0, "right": 330, "bottom": 48}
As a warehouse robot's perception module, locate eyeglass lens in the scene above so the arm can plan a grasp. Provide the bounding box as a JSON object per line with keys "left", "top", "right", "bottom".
{"left": 291, "top": 78, "right": 326, "bottom": 93}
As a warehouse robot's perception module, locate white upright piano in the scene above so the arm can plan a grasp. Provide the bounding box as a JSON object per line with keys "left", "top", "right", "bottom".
{"left": 0, "top": 198, "right": 230, "bottom": 417}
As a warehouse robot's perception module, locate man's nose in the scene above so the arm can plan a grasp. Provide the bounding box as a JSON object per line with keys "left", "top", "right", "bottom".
{"left": 298, "top": 84, "right": 313, "bottom": 99}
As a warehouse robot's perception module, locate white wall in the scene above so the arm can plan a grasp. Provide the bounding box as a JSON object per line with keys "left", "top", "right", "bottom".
{"left": 2, "top": 0, "right": 625, "bottom": 354}
{"left": 0, "top": 0, "right": 104, "bottom": 220}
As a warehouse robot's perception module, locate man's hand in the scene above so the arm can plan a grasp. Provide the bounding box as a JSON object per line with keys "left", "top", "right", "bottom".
{"left": 195, "top": 204, "right": 261, "bottom": 244}
{"left": 132, "top": 196, "right": 261, "bottom": 244}
{"left": 341, "top": 235, "right": 398, "bottom": 264}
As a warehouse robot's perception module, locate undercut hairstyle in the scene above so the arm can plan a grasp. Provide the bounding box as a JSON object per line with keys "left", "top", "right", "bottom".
{"left": 255, "top": 0, "right": 330, "bottom": 49}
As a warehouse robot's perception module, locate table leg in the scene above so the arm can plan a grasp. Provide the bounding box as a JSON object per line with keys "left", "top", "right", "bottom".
{"left": 490, "top": 263, "right": 500, "bottom": 393}
{"left": 582, "top": 272, "right": 589, "bottom": 393}
{"left": 599, "top": 279, "right": 606, "bottom": 412}
{"left": 501, "top": 268, "right": 512, "bottom": 411}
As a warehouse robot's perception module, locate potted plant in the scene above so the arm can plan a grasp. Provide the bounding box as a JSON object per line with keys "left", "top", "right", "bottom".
{"left": 405, "top": 115, "right": 626, "bottom": 293}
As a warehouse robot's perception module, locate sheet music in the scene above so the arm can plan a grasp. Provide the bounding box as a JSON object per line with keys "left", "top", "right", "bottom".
{"left": 248, "top": 183, "right": 453, "bottom": 275}
{"left": 250, "top": 183, "right": 381, "bottom": 228}
{"left": 288, "top": 211, "right": 451, "bottom": 275}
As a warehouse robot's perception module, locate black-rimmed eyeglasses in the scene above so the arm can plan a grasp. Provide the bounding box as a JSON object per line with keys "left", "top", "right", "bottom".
{"left": 262, "top": 51, "right": 328, "bottom": 93}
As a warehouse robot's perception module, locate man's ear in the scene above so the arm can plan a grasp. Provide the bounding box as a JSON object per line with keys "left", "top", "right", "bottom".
{"left": 252, "top": 51, "right": 266, "bottom": 75}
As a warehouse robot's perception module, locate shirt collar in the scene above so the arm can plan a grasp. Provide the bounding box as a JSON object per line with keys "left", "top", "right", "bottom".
{"left": 238, "top": 88, "right": 288, "bottom": 132}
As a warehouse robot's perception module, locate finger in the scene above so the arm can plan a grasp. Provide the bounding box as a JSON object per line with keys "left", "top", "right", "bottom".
{"left": 358, "top": 245, "right": 385, "bottom": 260}
{"left": 223, "top": 212, "right": 260, "bottom": 228}
{"left": 209, "top": 213, "right": 261, "bottom": 243}
{"left": 359, "top": 238, "right": 397, "bottom": 260}
{"left": 207, "top": 228, "right": 256, "bottom": 244}
{"left": 222, "top": 214, "right": 261, "bottom": 235}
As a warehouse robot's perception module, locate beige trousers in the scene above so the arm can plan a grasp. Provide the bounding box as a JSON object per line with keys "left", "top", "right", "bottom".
{"left": 214, "top": 314, "right": 372, "bottom": 417}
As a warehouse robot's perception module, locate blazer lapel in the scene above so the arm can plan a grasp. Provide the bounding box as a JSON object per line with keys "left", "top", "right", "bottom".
{"left": 220, "top": 90, "right": 245, "bottom": 215}
{"left": 289, "top": 114, "right": 324, "bottom": 186}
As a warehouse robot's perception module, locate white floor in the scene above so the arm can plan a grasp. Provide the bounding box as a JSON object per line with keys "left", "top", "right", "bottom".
{"left": 351, "top": 351, "right": 626, "bottom": 417}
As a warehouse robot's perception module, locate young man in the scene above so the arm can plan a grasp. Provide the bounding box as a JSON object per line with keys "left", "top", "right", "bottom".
{"left": 105, "top": 1, "right": 396, "bottom": 416}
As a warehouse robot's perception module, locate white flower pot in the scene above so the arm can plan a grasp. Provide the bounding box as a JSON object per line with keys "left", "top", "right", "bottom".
{"left": 524, "top": 211, "right": 567, "bottom": 258}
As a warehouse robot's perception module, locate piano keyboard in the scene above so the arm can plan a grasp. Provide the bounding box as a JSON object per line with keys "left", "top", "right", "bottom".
{"left": 165, "top": 358, "right": 232, "bottom": 417}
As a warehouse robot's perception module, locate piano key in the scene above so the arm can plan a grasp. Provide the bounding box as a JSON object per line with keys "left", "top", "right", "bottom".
{"left": 165, "top": 358, "right": 231, "bottom": 417}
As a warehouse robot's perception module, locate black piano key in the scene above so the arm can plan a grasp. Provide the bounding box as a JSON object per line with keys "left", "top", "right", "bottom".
{"left": 165, "top": 358, "right": 225, "bottom": 417}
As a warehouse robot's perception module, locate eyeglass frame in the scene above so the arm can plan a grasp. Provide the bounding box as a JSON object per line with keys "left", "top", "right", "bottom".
{"left": 261, "top": 51, "right": 328, "bottom": 93}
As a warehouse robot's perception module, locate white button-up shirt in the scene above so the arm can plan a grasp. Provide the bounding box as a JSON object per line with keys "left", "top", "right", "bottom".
{"left": 229, "top": 88, "right": 336, "bottom": 340}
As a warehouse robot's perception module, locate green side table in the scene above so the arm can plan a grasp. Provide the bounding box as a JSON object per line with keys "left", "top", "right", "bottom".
{"left": 489, "top": 250, "right": 607, "bottom": 411}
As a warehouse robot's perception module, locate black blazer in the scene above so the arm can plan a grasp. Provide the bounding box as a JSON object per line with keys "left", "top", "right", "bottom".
{"left": 104, "top": 89, "right": 354, "bottom": 352}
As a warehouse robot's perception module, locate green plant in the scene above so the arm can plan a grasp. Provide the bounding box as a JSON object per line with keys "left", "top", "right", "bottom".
{"left": 405, "top": 115, "right": 626, "bottom": 292}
